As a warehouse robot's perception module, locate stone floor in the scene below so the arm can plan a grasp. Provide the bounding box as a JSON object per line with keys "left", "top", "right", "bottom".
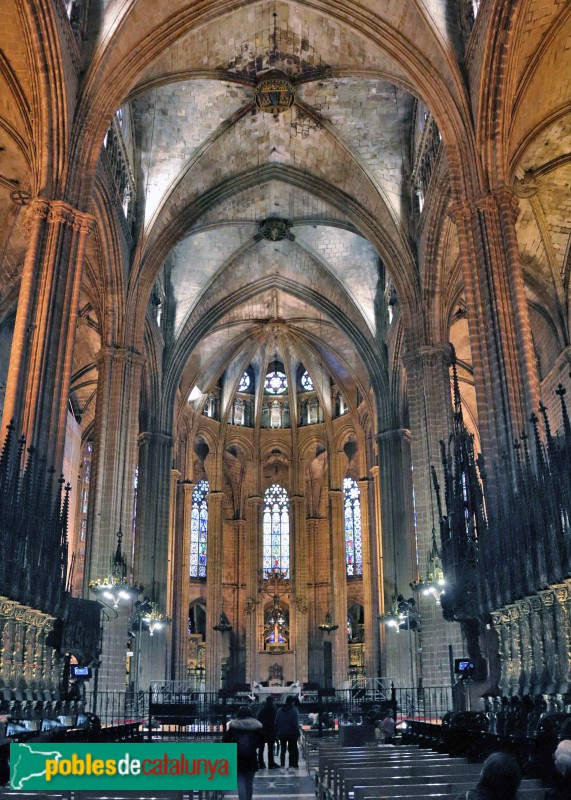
{"left": 225, "top": 758, "right": 315, "bottom": 799}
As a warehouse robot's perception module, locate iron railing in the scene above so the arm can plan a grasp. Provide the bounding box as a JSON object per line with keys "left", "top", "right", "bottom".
{"left": 84, "top": 685, "right": 453, "bottom": 733}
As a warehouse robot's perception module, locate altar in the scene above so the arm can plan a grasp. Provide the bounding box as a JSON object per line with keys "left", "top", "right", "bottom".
{"left": 251, "top": 681, "right": 302, "bottom": 699}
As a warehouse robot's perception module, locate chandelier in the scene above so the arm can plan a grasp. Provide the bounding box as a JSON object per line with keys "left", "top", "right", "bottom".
{"left": 379, "top": 597, "right": 402, "bottom": 631}
{"left": 89, "top": 530, "right": 143, "bottom": 608}
{"left": 212, "top": 610, "right": 233, "bottom": 633}
{"left": 318, "top": 611, "right": 339, "bottom": 634}
{"left": 143, "top": 603, "right": 171, "bottom": 636}
{"left": 254, "top": 70, "right": 295, "bottom": 118}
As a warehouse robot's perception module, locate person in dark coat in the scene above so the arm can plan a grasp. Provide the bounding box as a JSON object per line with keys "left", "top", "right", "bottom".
{"left": 546, "top": 740, "right": 571, "bottom": 799}
{"left": 275, "top": 695, "right": 300, "bottom": 770}
{"left": 257, "top": 696, "right": 278, "bottom": 768}
{"left": 455, "top": 752, "right": 521, "bottom": 800}
{"left": 223, "top": 705, "right": 263, "bottom": 800}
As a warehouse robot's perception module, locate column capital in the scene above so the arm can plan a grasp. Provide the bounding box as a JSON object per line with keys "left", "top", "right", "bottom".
{"left": 97, "top": 346, "right": 146, "bottom": 368}
{"left": 290, "top": 494, "right": 306, "bottom": 506}
{"left": 448, "top": 186, "right": 519, "bottom": 226}
{"left": 376, "top": 428, "right": 411, "bottom": 444}
{"left": 207, "top": 490, "right": 224, "bottom": 503}
{"left": 401, "top": 344, "right": 451, "bottom": 370}
{"left": 246, "top": 495, "right": 263, "bottom": 507}
{"left": 137, "top": 431, "right": 174, "bottom": 448}
{"left": 170, "top": 468, "right": 181, "bottom": 481}
{"left": 26, "top": 197, "right": 97, "bottom": 234}
{"left": 369, "top": 465, "right": 380, "bottom": 478}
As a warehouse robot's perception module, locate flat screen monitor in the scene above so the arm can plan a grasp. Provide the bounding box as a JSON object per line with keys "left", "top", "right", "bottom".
{"left": 70, "top": 665, "right": 92, "bottom": 679}
{"left": 454, "top": 658, "right": 474, "bottom": 674}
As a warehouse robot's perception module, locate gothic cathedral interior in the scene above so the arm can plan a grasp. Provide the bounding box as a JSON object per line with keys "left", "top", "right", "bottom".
{"left": 0, "top": 0, "right": 570, "bottom": 718}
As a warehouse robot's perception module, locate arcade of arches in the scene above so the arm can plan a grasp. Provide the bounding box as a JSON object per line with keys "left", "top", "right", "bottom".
{"left": 0, "top": 0, "right": 570, "bottom": 707}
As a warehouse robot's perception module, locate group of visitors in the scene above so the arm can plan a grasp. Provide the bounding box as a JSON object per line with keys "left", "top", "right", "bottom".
{"left": 224, "top": 700, "right": 571, "bottom": 800}
{"left": 363, "top": 705, "right": 397, "bottom": 744}
{"left": 222, "top": 695, "right": 300, "bottom": 800}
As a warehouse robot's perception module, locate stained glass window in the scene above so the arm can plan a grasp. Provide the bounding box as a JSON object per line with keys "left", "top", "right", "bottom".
{"left": 344, "top": 477, "right": 362, "bottom": 577}
{"left": 263, "top": 484, "right": 290, "bottom": 578}
{"left": 190, "top": 480, "right": 209, "bottom": 578}
{"left": 300, "top": 370, "right": 314, "bottom": 391}
{"left": 264, "top": 370, "right": 287, "bottom": 394}
{"left": 238, "top": 372, "right": 250, "bottom": 392}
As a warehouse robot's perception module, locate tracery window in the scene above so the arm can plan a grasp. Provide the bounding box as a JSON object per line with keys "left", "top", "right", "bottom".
{"left": 264, "top": 370, "right": 287, "bottom": 395}
{"left": 238, "top": 372, "right": 251, "bottom": 392}
{"left": 300, "top": 370, "right": 314, "bottom": 391}
{"left": 190, "top": 480, "right": 209, "bottom": 578}
{"left": 263, "top": 484, "right": 290, "bottom": 578}
{"left": 344, "top": 477, "right": 362, "bottom": 577}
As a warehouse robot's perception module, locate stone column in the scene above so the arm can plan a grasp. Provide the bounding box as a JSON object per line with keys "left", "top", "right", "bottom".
{"left": 376, "top": 430, "right": 414, "bottom": 606}
{"left": 134, "top": 431, "right": 175, "bottom": 692}
{"left": 205, "top": 491, "right": 224, "bottom": 693}
{"left": 245, "top": 496, "right": 262, "bottom": 684}
{"left": 450, "top": 187, "right": 539, "bottom": 472}
{"left": 306, "top": 517, "right": 322, "bottom": 682}
{"left": 376, "top": 429, "right": 414, "bottom": 686}
{"left": 507, "top": 605, "right": 522, "bottom": 696}
{"left": 165, "top": 467, "right": 180, "bottom": 680}
{"left": 370, "top": 466, "right": 386, "bottom": 678}
{"left": 357, "top": 479, "right": 378, "bottom": 680}
{"left": 291, "top": 495, "right": 308, "bottom": 684}
{"left": 329, "top": 488, "right": 348, "bottom": 687}
{"left": 540, "top": 590, "right": 557, "bottom": 694}
{"left": 553, "top": 585, "right": 570, "bottom": 695}
{"left": 232, "top": 518, "right": 247, "bottom": 682}
{"left": 491, "top": 611, "right": 510, "bottom": 696}
{"left": 1, "top": 198, "right": 96, "bottom": 473}
{"left": 529, "top": 594, "right": 546, "bottom": 695}
{"left": 402, "top": 345, "right": 452, "bottom": 568}
{"left": 84, "top": 346, "right": 144, "bottom": 694}
{"left": 517, "top": 599, "right": 533, "bottom": 696}
{"left": 174, "top": 481, "right": 193, "bottom": 680}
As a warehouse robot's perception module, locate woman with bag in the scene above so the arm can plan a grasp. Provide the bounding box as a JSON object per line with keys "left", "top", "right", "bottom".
{"left": 222, "top": 706, "right": 264, "bottom": 800}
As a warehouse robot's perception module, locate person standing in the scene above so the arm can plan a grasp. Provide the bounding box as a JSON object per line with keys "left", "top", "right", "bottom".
{"left": 275, "top": 695, "right": 300, "bottom": 771}
{"left": 257, "top": 695, "right": 278, "bottom": 769}
{"left": 381, "top": 710, "right": 396, "bottom": 744}
{"left": 222, "top": 706, "right": 263, "bottom": 800}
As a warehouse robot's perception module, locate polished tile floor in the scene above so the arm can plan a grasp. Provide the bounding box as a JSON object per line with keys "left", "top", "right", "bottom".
{"left": 225, "top": 759, "right": 315, "bottom": 799}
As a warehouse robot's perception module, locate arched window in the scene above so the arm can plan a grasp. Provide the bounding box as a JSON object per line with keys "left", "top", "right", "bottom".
{"left": 263, "top": 484, "right": 290, "bottom": 578}
{"left": 344, "top": 478, "right": 362, "bottom": 577}
{"left": 190, "top": 480, "right": 209, "bottom": 578}
{"left": 238, "top": 372, "right": 251, "bottom": 392}
{"left": 300, "top": 370, "right": 314, "bottom": 391}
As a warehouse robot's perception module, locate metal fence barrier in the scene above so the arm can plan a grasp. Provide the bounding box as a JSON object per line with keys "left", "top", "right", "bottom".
{"left": 83, "top": 685, "right": 454, "bottom": 735}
